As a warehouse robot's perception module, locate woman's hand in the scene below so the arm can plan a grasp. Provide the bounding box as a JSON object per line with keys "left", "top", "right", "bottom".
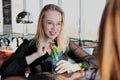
{"left": 36, "top": 42, "right": 50, "bottom": 57}
{"left": 55, "top": 60, "right": 83, "bottom": 74}
{"left": 26, "top": 42, "right": 50, "bottom": 65}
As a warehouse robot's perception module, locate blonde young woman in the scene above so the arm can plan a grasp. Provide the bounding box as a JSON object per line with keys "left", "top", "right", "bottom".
{"left": 97, "top": 0, "right": 120, "bottom": 80}
{"left": 1, "top": 4, "right": 97, "bottom": 77}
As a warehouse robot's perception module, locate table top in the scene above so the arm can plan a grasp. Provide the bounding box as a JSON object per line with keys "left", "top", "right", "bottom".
{"left": 1, "top": 69, "right": 100, "bottom": 80}
{"left": 2, "top": 71, "right": 84, "bottom": 80}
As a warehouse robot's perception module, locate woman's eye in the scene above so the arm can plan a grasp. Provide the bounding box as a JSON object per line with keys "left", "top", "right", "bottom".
{"left": 57, "top": 22, "right": 61, "bottom": 26}
{"left": 47, "top": 22, "right": 52, "bottom": 24}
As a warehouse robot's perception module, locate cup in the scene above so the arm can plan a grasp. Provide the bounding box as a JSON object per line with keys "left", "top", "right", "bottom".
{"left": 51, "top": 51, "right": 63, "bottom": 74}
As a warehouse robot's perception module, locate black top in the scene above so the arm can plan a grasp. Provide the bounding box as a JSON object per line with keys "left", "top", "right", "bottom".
{"left": 0, "top": 39, "right": 98, "bottom": 77}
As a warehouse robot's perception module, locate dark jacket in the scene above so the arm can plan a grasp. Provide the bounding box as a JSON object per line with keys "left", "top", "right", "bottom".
{"left": 0, "top": 39, "right": 97, "bottom": 77}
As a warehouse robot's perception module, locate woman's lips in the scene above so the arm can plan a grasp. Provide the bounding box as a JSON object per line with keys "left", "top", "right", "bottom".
{"left": 50, "top": 31, "right": 57, "bottom": 36}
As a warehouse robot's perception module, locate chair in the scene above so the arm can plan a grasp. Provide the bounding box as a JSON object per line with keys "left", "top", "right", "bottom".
{"left": 0, "top": 51, "right": 7, "bottom": 74}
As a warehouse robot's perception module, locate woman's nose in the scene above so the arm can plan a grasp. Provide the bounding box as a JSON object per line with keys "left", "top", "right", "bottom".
{"left": 52, "top": 24, "right": 57, "bottom": 30}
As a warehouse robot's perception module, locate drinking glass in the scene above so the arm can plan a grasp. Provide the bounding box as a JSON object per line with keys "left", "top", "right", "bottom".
{"left": 51, "top": 51, "right": 63, "bottom": 74}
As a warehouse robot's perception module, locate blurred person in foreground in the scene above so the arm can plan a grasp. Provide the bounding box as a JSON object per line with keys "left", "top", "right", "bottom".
{"left": 97, "top": 0, "right": 120, "bottom": 80}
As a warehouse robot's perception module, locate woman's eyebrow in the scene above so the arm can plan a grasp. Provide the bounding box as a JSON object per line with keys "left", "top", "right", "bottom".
{"left": 46, "top": 20, "right": 62, "bottom": 23}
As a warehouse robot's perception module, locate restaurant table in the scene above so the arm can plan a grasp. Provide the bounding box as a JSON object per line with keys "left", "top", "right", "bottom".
{"left": 1, "top": 68, "right": 100, "bottom": 80}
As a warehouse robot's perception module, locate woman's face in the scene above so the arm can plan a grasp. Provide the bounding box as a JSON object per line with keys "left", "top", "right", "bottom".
{"left": 43, "top": 10, "right": 62, "bottom": 42}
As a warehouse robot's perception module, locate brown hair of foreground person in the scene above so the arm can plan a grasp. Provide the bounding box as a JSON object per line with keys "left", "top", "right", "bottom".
{"left": 97, "top": 0, "right": 120, "bottom": 80}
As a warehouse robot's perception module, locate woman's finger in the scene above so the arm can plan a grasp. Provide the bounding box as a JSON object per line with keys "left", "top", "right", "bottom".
{"left": 57, "top": 66, "right": 68, "bottom": 73}
{"left": 56, "top": 60, "right": 67, "bottom": 66}
{"left": 56, "top": 62, "right": 68, "bottom": 71}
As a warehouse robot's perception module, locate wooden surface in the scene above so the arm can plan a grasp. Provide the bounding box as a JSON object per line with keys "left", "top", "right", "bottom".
{"left": 1, "top": 69, "right": 100, "bottom": 80}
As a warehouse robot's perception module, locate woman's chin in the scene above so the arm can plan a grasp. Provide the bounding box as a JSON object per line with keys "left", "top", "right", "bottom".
{"left": 46, "top": 37, "right": 56, "bottom": 41}
{"left": 50, "top": 35, "right": 57, "bottom": 39}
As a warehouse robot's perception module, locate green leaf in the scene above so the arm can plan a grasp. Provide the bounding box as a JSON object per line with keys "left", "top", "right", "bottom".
{"left": 81, "top": 62, "right": 90, "bottom": 70}
{"left": 51, "top": 45, "right": 59, "bottom": 61}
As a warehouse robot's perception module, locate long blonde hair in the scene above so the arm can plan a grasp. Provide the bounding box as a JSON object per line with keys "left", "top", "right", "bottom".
{"left": 34, "top": 4, "right": 68, "bottom": 52}
{"left": 98, "top": 0, "right": 120, "bottom": 80}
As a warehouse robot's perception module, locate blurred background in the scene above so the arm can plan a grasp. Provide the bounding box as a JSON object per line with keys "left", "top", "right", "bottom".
{"left": 0, "top": 0, "right": 106, "bottom": 48}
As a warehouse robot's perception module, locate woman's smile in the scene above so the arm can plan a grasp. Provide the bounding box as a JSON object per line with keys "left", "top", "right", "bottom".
{"left": 49, "top": 31, "right": 57, "bottom": 36}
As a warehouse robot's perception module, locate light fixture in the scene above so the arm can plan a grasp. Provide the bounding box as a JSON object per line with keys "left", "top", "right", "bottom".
{"left": 16, "top": 0, "right": 33, "bottom": 24}
{"left": 16, "top": 11, "right": 33, "bottom": 24}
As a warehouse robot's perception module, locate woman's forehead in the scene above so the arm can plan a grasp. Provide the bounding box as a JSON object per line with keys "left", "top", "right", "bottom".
{"left": 43, "top": 10, "right": 62, "bottom": 21}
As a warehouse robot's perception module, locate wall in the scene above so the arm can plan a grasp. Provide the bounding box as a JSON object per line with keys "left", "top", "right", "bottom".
{"left": 0, "top": 0, "right": 106, "bottom": 41}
